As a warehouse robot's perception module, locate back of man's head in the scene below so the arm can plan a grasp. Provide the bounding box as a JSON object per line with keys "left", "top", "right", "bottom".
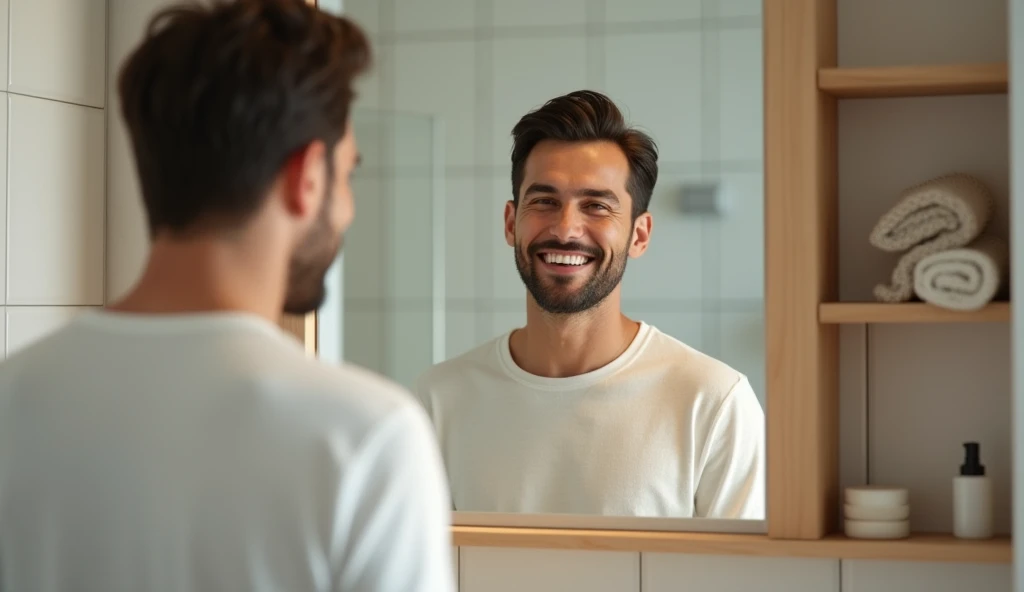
{"left": 117, "top": 0, "right": 371, "bottom": 237}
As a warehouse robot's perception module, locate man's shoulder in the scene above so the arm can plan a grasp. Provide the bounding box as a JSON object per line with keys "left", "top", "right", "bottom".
{"left": 414, "top": 336, "right": 504, "bottom": 393}
{"left": 642, "top": 325, "right": 751, "bottom": 395}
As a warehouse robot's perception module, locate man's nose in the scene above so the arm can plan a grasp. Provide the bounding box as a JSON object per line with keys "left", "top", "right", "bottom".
{"left": 549, "top": 207, "right": 583, "bottom": 242}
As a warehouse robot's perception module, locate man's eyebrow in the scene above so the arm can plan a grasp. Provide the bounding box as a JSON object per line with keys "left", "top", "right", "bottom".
{"left": 523, "top": 183, "right": 558, "bottom": 196}
{"left": 575, "top": 188, "right": 619, "bottom": 202}
{"left": 522, "top": 184, "right": 619, "bottom": 203}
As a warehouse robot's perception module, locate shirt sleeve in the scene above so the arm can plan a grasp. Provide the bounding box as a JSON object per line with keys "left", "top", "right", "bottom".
{"left": 331, "top": 404, "right": 455, "bottom": 592}
{"left": 693, "top": 376, "right": 766, "bottom": 520}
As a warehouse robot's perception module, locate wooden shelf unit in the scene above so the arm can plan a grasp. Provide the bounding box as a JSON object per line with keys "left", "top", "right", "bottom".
{"left": 819, "top": 302, "right": 1011, "bottom": 324}
{"left": 451, "top": 527, "right": 1011, "bottom": 564}
{"left": 818, "top": 62, "right": 1008, "bottom": 98}
{"left": 763, "top": 0, "right": 1014, "bottom": 562}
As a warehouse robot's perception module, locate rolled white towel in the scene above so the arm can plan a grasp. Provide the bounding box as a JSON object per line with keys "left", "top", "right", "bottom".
{"left": 874, "top": 240, "right": 943, "bottom": 302}
{"left": 869, "top": 173, "right": 994, "bottom": 253}
{"left": 912, "top": 234, "right": 1009, "bottom": 311}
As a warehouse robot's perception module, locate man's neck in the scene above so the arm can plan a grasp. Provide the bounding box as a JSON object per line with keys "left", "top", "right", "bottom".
{"left": 509, "top": 295, "right": 640, "bottom": 378}
{"left": 107, "top": 236, "right": 287, "bottom": 323}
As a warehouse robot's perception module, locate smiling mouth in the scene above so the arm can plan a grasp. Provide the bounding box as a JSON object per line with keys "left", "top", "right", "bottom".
{"left": 538, "top": 252, "right": 595, "bottom": 267}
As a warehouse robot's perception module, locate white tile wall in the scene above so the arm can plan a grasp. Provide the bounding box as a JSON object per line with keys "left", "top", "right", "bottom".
{"left": 490, "top": 37, "right": 589, "bottom": 167}
{"left": 6, "top": 306, "right": 93, "bottom": 357}
{"left": 488, "top": 180, "right": 520, "bottom": 303}
{"left": 716, "top": 171, "right": 764, "bottom": 300}
{"left": 0, "top": 0, "right": 108, "bottom": 353}
{"left": 345, "top": 0, "right": 378, "bottom": 36}
{"left": 9, "top": 0, "right": 107, "bottom": 108}
{"left": 392, "top": 0, "right": 475, "bottom": 32}
{"left": 342, "top": 309, "right": 386, "bottom": 374}
{"left": 643, "top": 554, "right": 840, "bottom": 592}
{"left": 7, "top": 95, "right": 105, "bottom": 306}
{"left": 389, "top": 309, "right": 436, "bottom": 389}
{"left": 492, "top": 0, "right": 587, "bottom": 28}
{"left": 486, "top": 309, "right": 525, "bottom": 344}
{"left": 619, "top": 171, "right": 705, "bottom": 301}
{"left": 344, "top": 175, "right": 385, "bottom": 301}
{"left": 626, "top": 310, "right": 704, "bottom": 351}
{"left": 444, "top": 176, "right": 478, "bottom": 299}
{"left": 718, "top": 311, "right": 766, "bottom": 406}
{"left": 459, "top": 547, "right": 640, "bottom": 592}
{"left": 716, "top": 0, "right": 762, "bottom": 18}
{"left": 605, "top": 0, "right": 701, "bottom": 23}
{"left": 444, "top": 310, "right": 480, "bottom": 359}
{"left": 603, "top": 31, "right": 703, "bottom": 164}
{"left": 391, "top": 176, "right": 438, "bottom": 301}
{"left": 718, "top": 27, "right": 763, "bottom": 162}
{"left": 0, "top": 0, "right": 9, "bottom": 92}
{"left": 393, "top": 41, "right": 476, "bottom": 168}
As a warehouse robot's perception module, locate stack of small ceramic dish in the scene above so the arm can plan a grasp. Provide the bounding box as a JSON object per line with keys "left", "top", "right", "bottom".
{"left": 844, "top": 486, "right": 910, "bottom": 539}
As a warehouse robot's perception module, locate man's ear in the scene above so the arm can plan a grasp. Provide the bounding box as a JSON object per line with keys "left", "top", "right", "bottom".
{"left": 504, "top": 200, "right": 517, "bottom": 247}
{"left": 628, "top": 212, "right": 653, "bottom": 258}
{"left": 281, "top": 140, "right": 328, "bottom": 220}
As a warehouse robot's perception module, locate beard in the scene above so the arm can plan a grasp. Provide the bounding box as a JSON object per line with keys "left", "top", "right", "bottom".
{"left": 282, "top": 196, "right": 343, "bottom": 316}
{"left": 514, "top": 237, "right": 630, "bottom": 315}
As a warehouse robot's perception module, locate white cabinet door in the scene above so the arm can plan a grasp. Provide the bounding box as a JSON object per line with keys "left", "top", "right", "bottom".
{"left": 453, "top": 547, "right": 459, "bottom": 591}
{"left": 7, "top": 95, "right": 105, "bottom": 306}
{"left": 842, "top": 559, "right": 1010, "bottom": 592}
{"left": 9, "top": 0, "right": 107, "bottom": 107}
{"left": 643, "top": 554, "right": 839, "bottom": 592}
{"left": 460, "top": 547, "right": 640, "bottom": 592}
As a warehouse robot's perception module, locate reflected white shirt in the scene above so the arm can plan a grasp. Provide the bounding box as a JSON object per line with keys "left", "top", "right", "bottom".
{"left": 414, "top": 322, "right": 765, "bottom": 519}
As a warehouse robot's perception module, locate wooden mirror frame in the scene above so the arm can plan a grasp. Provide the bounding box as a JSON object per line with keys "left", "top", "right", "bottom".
{"left": 281, "top": 0, "right": 1010, "bottom": 564}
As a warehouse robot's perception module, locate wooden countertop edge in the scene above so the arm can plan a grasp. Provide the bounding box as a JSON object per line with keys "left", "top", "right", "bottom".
{"left": 451, "top": 527, "right": 1012, "bottom": 564}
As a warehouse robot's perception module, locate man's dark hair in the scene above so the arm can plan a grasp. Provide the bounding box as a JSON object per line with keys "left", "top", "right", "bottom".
{"left": 509, "top": 90, "right": 659, "bottom": 220}
{"left": 118, "top": 0, "right": 371, "bottom": 236}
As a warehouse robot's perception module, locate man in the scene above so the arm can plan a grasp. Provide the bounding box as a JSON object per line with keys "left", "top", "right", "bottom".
{"left": 415, "top": 90, "right": 765, "bottom": 519}
{"left": 0, "top": 2, "right": 453, "bottom": 591}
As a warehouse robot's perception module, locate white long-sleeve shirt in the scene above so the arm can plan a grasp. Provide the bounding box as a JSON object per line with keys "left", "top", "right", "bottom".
{"left": 415, "top": 322, "right": 765, "bottom": 519}
{"left": 0, "top": 311, "right": 454, "bottom": 592}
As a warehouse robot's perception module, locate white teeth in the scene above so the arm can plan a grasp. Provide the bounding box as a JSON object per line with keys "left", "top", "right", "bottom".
{"left": 543, "top": 253, "right": 589, "bottom": 266}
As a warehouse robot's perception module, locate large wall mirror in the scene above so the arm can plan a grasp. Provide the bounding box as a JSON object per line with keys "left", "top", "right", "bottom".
{"left": 318, "top": 0, "right": 766, "bottom": 533}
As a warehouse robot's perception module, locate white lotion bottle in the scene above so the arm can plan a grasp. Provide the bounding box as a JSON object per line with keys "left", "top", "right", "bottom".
{"left": 953, "top": 441, "right": 993, "bottom": 539}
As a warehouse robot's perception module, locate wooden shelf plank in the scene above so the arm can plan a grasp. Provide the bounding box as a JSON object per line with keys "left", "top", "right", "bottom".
{"left": 452, "top": 527, "right": 1011, "bottom": 564}
{"left": 818, "top": 63, "right": 1008, "bottom": 98}
{"left": 819, "top": 302, "right": 1011, "bottom": 324}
